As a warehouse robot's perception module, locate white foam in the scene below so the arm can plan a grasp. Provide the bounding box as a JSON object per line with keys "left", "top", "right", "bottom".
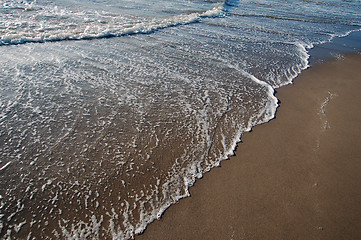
{"left": 59, "top": 215, "right": 103, "bottom": 240}
{"left": 122, "top": 36, "right": 318, "bottom": 240}
{"left": 1, "top": 1, "right": 361, "bottom": 239}
{"left": 123, "top": 69, "right": 281, "bottom": 239}
{"left": 329, "top": 29, "right": 361, "bottom": 45}
{"left": 0, "top": 161, "right": 11, "bottom": 172}
{"left": 0, "top": 3, "right": 225, "bottom": 46}
{"left": 14, "top": 220, "right": 26, "bottom": 233}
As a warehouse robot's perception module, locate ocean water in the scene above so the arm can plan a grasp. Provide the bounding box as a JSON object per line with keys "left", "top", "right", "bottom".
{"left": 0, "top": 0, "right": 360, "bottom": 239}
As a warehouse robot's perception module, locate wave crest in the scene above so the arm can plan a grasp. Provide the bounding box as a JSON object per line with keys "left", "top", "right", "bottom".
{"left": 0, "top": 2, "right": 225, "bottom": 46}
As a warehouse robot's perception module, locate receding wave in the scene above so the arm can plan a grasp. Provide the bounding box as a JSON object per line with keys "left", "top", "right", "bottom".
{"left": 1, "top": 0, "right": 360, "bottom": 239}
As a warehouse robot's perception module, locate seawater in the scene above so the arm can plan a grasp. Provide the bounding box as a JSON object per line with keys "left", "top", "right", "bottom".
{"left": 0, "top": 0, "right": 360, "bottom": 239}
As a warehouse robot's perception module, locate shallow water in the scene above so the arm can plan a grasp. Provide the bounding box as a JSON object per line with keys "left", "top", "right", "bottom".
{"left": 0, "top": 0, "right": 360, "bottom": 239}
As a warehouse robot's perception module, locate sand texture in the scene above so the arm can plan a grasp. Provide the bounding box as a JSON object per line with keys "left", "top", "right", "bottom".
{"left": 137, "top": 54, "right": 361, "bottom": 240}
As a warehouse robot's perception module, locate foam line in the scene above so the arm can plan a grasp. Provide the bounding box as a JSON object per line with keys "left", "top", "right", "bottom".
{"left": 0, "top": 4, "right": 225, "bottom": 46}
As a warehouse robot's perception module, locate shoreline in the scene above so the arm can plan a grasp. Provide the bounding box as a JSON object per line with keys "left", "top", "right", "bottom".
{"left": 137, "top": 54, "right": 361, "bottom": 239}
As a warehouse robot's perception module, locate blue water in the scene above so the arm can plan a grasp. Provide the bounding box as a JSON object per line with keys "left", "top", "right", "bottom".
{"left": 0, "top": 0, "right": 360, "bottom": 239}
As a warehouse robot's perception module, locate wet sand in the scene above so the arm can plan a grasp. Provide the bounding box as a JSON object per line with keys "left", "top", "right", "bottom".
{"left": 137, "top": 54, "right": 361, "bottom": 240}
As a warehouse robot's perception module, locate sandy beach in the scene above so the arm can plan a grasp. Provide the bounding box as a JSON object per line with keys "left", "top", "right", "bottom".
{"left": 137, "top": 54, "right": 361, "bottom": 240}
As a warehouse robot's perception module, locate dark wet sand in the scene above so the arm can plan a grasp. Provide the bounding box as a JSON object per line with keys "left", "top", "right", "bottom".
{"left": 137, "top": 54, "right": 361, "bottom": 240}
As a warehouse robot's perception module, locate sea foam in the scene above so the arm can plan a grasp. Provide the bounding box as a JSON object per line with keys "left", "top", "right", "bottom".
{"left": 0, "top": 2, "right": 225, "bottom": 46}
{"left": 1, "top": 0, "right": 360, "bottom": 239}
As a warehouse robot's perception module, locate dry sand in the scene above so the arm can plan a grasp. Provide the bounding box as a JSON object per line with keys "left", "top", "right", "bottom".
{"left": 137, "top": 54, "right": 361, "bottom": 240}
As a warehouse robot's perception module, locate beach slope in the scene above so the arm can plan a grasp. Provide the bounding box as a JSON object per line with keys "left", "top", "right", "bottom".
{"left": 138, "top": 54, "right": 361, "bottom": 240}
